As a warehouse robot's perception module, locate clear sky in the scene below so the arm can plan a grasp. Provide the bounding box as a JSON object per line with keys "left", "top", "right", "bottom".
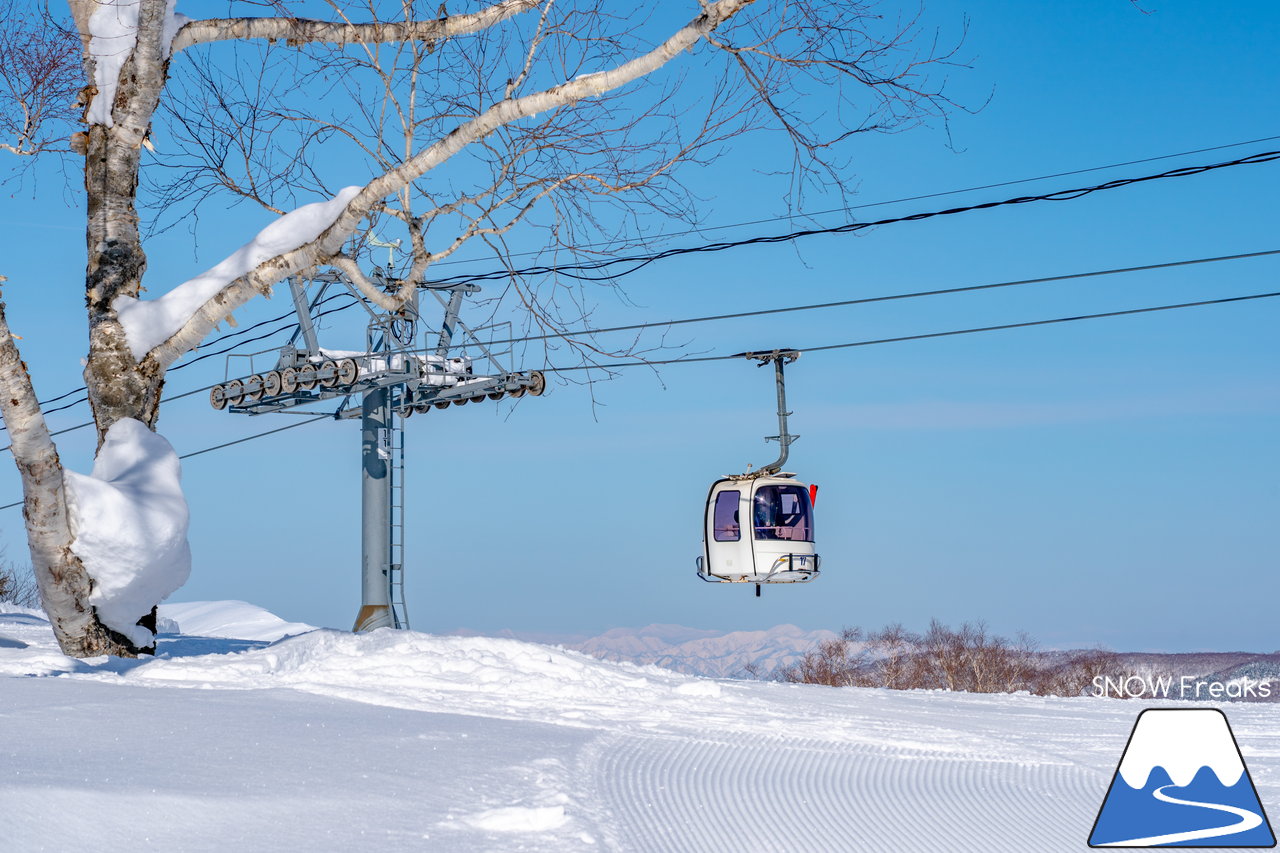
{"left": 0, "top": 0, "right": 1276, "bottom": 652}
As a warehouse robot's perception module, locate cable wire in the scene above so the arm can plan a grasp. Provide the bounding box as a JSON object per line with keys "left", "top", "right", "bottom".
{"left": 12, "top": 144, "right": 1279, "bottom": 425}
{"left": 2, "top": 285, "right": 1273, "bottom": 512}
{"left": 176, "top": 413, "right": 333, "bottom": 460}
{"left": 422, "top": 134, "right": 1280, "bottom": 270}
{"left": 457, "top": 248, "right": 1280, "bottom": 349}
{"left": 0, "top": 414, "right": 334, "bottom": 510}
{"left": 16, "top": 247, "right": 1279, "bottom": 445}
{"left": 425, "top": 150, "right": 1280, "bottom": 287}
{"left": 0, "top": 294, "right": 361, "bottom": 432}
{"left": 540, "top": 290, "right": 1280, "bottom": 373}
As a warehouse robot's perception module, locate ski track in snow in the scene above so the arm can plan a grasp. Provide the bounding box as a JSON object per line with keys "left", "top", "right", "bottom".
{"left": 583, "top": 731, "right": 1101, "bottom": 852}
{"left": 3, "top": 604, "right": 1279, "bottom": 851}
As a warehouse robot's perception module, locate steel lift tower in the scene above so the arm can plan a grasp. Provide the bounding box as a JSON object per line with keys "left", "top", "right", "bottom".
{"left": 209, "top": 267, "right": 545, "bottom": 631}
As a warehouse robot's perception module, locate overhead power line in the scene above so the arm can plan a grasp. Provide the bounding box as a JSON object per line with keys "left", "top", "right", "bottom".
{"left": 0, "top": 414, "right": 333, "bottom": 511}
{"left": 424, "top": 133, "right": 1280, "bottom": 270}
{"left": 176, "top": 414, "right": 333, "bottom": 460}
{"left": 461, "top": 248, "right": 1280, "bottom": 348}
{"left": 539, "top": 290, "right": 1280, "bottom": 373}
{"left": 11, "top": 246, "right": 1279, "bottom": 450}
{"left": 1, "top": 284, "right": 1273, "bottom": 512}
{"left": 0, "top": 293, "right": 360, "bottom": 432}
{"left": 425, "top": 149, "right": 1280, "bottom": 287}
{"left": 13, "top": 144, "right": 1278, "bottom": 426}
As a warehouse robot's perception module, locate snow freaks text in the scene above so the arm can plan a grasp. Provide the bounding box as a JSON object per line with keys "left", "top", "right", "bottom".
{"left": 1093, "top": 676, "right": 1273, "bottom": 700}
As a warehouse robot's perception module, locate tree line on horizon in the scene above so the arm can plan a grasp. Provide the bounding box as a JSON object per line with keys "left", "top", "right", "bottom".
{"left": 757, "top": 620, "right": 1124, "bottom": 697}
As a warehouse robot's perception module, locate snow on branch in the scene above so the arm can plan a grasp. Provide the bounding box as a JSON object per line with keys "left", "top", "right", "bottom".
{"left": 171, "top": 0, "right": 541, "bottom": 52}
{"left": 142, "top": 0, "right": 752, "bottom": 369}
{"left": 114, "top": 186, "right": 360, "bottom": 363}
{"left": 87, "top": 0, "right": 187, "bottom": 127}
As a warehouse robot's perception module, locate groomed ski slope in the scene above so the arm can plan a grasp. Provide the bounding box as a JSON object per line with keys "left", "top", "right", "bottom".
{"left": 1, "top": 602, "right": 1275, "bottom": 852}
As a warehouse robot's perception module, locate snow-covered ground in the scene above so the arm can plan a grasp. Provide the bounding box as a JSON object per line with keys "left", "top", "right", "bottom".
{"left": 1, "top": 601, "right": 1276, "bottom": 852}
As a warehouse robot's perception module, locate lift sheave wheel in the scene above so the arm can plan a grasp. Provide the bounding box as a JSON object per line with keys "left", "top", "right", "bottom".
{"left": 209, "top": 385, "right": 229, "bottom": 410}
{"left": 527, "top": 370, "right": 546, "bottom": 396}
{"left": 263, "top": 371, "right": 282, "bottom": 397}
{"left": 243, "top": 374, "right": 265, "bottom": 402}
{"left": 337, "top": 358, "right": 359, "bottom": 386}
{"left": 318, "top": 360, "right": 340, "bottom": 389}
{"left": 279, "top": 367, "right": 299, "bottom": 394}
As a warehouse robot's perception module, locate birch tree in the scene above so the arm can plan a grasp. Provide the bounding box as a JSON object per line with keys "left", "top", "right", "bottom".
{"left": 0, "top": 0, "right": 958, "bottom": 657}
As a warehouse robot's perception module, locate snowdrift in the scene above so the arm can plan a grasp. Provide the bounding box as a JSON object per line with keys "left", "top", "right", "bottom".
{"left": 1, "top": 601, "right": 1276, "bottom": 852}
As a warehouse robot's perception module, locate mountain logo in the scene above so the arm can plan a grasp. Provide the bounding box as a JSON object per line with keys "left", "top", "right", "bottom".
{"left": 1089, "top": 708, "right": 1275, "bottom": 848}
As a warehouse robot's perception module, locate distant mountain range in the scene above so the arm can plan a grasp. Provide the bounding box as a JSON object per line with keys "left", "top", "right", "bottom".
{"left": 158, "top": 603, "right": 1278, "bottom": 695}
{"left": 446, "top": 623, "right": 838, "bottom": 678}
{"left": 447, "top": 623, "right": 1280, "bottom": 696}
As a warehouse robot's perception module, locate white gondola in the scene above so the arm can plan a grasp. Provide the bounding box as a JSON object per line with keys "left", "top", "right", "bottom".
{"left": 697, "top": 349, "right": 821, "bottom": 595}
{"left": 698, "top": 473, "right": 819, "bottom": 585}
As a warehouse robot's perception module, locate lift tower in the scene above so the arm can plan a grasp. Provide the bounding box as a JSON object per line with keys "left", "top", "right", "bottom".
{"left": 209, "top": 267, "right": 545, "bottom": 631}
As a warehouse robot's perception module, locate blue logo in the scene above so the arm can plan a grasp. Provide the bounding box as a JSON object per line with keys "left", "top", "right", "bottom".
{"left": 1090, "top": 708, "right": 1275, "bottom": 847}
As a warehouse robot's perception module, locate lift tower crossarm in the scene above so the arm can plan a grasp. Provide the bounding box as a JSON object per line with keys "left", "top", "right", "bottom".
{"left": 736, "top": 348, "right": 801, "bottom": 476}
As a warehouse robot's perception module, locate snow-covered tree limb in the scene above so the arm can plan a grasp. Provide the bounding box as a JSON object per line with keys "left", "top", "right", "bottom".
{"left": 143, "top": 0, "right": 756, "bottom": 369}
{"left": 170, "top": 0, "right": 542, "bottom": 52}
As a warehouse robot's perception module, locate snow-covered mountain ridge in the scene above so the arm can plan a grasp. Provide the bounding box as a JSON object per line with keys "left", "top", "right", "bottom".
{"left": 447, "top": 622, "right": 838, "bottom": 678}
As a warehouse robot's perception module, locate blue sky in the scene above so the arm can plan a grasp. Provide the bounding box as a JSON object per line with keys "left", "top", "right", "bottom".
{"left": 0, "top": 0, "right": 1276, "bottom": 651}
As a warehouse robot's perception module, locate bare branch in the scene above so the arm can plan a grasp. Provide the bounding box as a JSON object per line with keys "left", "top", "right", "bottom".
{"left": 0, "top": 8, "right": 82, "bottom": 158}
{"left": 172, "top": 0, "right": 542, "bottom": 52}
{"left": 145, "top": 0, "right": 757, "bottom": 368}
{"left": 329, "top": 254, "right": 414, "bottom": 311}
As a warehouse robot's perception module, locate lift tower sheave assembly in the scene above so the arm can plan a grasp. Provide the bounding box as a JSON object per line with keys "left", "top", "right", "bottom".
{"left": 210, "top": 267, "right": 546, "bottom": 632}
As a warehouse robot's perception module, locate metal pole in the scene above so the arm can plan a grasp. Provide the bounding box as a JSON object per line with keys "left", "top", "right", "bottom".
{"left": 436, "top": 288, "right": 467, "bottom": 357}
{"left": 769, "top": 356, "right": 792, "bottom": 472}
{"left": 287, "top": 276, "right": 321, "bottom": 355}
{"left": 742, "top": 349, "right": 799, "bottom": 475}
{"left": 353, "top": 385, "right": 394, "bottom": 631}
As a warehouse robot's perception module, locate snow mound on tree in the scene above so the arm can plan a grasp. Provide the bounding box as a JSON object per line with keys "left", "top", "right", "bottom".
{"left": 158, "top": 600, "right": 315, "bottom": 642}
{"left": 87, "top": 0, "right": 185, "bottom": 127}
{"left": 113, "top": 185, "right": 361, "bottom": 361}
{"left": 64, "top": 418, "right": 191, "bottom": 648}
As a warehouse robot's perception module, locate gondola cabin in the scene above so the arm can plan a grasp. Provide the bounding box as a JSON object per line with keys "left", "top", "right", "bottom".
{"left": 698, "top": 473, "right": 820, "bottom": 587}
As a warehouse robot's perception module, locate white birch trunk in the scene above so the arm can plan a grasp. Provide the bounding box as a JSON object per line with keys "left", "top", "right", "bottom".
{"left": 0, "top": 282, "right": 139, "bottom": 656}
